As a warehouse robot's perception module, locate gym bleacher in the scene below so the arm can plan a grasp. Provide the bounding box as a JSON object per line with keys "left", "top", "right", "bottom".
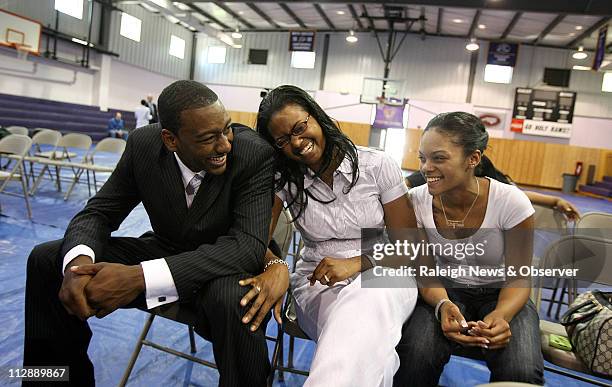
{"left": 0, "top": 92, "right": 135, "bottom": 141}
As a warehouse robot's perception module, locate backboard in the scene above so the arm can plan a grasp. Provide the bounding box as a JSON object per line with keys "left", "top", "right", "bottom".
{"left": 360, "top": 77, "right": 404, "bottom": 104}
{"left": 0, "top": 9, "right": 41, "bottom": 55}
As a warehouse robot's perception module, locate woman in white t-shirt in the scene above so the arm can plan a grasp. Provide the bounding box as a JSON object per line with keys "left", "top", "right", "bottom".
{"left": 394, "top": 112, "right": 544, "bottom": 386}
{"left": 254, "top": 85, "right": 417, "bottom": 387}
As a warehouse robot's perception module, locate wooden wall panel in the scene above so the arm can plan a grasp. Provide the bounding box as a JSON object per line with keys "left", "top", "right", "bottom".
{"left": 339, "top": 122, "right": 371, "bottom": 146}
{"left": 228, "top": 110, "right": 370, "bottom": 146}
{"left": 227, "top": 110, "right": 610, "bottom": 188}
{"left": 401, "top": 129, "right": 607, "bottom": 189}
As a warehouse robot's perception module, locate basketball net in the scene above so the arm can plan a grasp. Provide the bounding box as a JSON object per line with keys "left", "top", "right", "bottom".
{"left": 14, "top": 43, "right": 30, "bottom": 61}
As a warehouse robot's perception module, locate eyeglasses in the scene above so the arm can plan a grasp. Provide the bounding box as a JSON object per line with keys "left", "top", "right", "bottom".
{"left": 274, "top": 114, "right": 310, "bottom": 149}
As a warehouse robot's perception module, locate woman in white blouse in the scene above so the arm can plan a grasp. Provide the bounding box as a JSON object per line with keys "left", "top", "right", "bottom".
{"left": 256, "top": 85, "right": 418, "bottom": 387}
{"left": 394, "top": 112, "right": 544, "bottom": 386}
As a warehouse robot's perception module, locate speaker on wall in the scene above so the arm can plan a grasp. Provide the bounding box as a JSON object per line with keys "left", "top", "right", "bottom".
{"left": 248, "top": 49, "right": 268, "bottom": 65}
{"left": 543, "top": 68, "right": 571, "bottom": 87}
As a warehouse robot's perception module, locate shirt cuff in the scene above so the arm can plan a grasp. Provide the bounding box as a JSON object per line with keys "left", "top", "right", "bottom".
{"left": 140, "top": 258, "right": 179, "bottom": 309}
{"left": 62, "top": 245, "right": 95, "bottom": 275}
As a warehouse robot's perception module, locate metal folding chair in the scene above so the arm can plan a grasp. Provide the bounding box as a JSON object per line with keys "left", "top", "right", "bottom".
{"left": 63, "top": 137, "right": 126, "bottom": 200}
{"left": 0, "top": 134, "right": 34, "bottom": 218}
{"left": 29, "top": 133, "right": 92, "bottom": 195}
{"left": 6, "top": 126, "right": 29, "bottom": 136}
{"left": 119, "top": 209, "right": 295, "bottom": 386}
{"left": 536, "top": 234, "right": 612, "bottom": 386}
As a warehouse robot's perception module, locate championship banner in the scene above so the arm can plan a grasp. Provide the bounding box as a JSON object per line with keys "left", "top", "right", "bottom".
{"left": 373, "top": 99, "right": 405, "bottom": 129}
{"left": 289, "top": 31, "right": 315, "bottom": 51}
{"left": 487, "top": 42, "right": 519, "bottom": 67}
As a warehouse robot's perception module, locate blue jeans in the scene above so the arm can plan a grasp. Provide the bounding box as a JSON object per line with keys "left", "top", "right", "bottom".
{"left": 393, "top": 286, "right": 544, "bottom": 386}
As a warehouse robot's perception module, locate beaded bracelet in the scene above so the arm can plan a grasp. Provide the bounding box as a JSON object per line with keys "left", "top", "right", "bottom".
{"left": 264, "top": 258, "right": 290, "bottom": 272}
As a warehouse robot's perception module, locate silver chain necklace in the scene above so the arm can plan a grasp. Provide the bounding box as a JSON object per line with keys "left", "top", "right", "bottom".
{"left": 440, "top": 177, "right": 480, "bottom": 229}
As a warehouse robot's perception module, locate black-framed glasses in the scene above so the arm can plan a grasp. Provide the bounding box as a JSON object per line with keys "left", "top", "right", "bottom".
{"left": 274, "top": 114, "right": 310, "bottom": 149}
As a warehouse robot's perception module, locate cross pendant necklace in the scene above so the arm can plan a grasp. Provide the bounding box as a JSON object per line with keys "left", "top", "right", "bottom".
{"left": 440, "top": 177, "right": 480, "bottom": 229}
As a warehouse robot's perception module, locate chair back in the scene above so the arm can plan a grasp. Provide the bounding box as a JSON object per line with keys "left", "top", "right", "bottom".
{"left": 272, "top": 209, "right": 294, "bottom": 259}
{"left": 7, "top": 126, "right": 28, "bottom": 136}
{"left": 92, "top": 138, "right": 126, "bottom": 155}
{"left": 575, "top": 212, "right": 612, "bottom": 240}
{"left": 533, "top": 204, "right": 568, "bottom": 233}
{"left": 541, "top": 235, "right": 612, "bottom": 287}
{"left": 31, "top": 129, "right": 61, "bottom": 148}
{"left": 0, "top": 134, "right": 33, "bottom": 156}
{"left": 58, "top": 133, "right": 93, "bottom": 150}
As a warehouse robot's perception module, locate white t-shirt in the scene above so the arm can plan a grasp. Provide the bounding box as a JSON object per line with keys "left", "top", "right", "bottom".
{"left": 409, "top": 177, "right": 534, "bottom": 285}
{"left": 135, "top": 106, "right": 152, "bottom": 128}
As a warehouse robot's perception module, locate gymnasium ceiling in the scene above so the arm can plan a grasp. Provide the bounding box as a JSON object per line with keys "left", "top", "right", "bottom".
{"left": 112, "top": 1, "right": 612, "bottom": 52}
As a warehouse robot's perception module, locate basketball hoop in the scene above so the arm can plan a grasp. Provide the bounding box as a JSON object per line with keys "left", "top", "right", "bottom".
{"left": 14, "top": 43, "right": 30, "bottom": 61}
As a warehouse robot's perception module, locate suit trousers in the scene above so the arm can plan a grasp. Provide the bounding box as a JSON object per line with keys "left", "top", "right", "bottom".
{"left": 23, "top": 236, "right": 270, "bottom": 387}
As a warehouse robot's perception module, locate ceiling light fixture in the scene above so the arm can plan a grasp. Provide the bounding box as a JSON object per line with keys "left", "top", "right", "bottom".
{"left": 572, "top": 46, "right": 587, "bottom": 60}
{"left": 346, "top": 29, "right": 358, "bottom": 43}
{"left": 337, "top": 10, "right": 345, "bottom": 15}
{"left": 465, "top": 38, "right": 479, "bottom": 51}
{"left": 452, "top": 18, "right": 463, "bottom": 23}
{"left": 575, "top": 25, "right": 583, "bottom": 30}
{"left": 478, "top": 24, "right": 486, "bottom": 29}
{"left": 572, "top": 65, "right": 590, "bottom": 71}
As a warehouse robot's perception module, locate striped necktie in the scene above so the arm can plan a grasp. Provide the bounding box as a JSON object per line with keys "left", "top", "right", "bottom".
{"left": 185, "top": 174, "right": 204, "bottom": 208}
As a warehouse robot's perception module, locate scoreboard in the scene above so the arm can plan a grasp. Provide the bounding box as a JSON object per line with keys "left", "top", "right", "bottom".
{"left": 510, "top": 88, "right": 577, "bottom": 138}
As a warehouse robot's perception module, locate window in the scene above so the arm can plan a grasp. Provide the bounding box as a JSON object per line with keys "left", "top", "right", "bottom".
{"left": 120, "top": 13, "right": 142, "bottom": 42}
{"left": 54, "top": 0, "right": 83, "bottom": 20}
{"left": 207, "top": 46, "right": 226, "bottom": 64}
{"left": 290, "top": 51, "right": 315, "bottom": 69}
{"left": 169, "top": 35, "right": 185, "bottom": 59}
{"left": 603, "top": 72, "right": 612, "bottom": 93}
{"left": 484, "top": 64, "right": 513, "bottom": 84}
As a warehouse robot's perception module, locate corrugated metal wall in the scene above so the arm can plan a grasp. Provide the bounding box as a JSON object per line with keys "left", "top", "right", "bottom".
{"left": 472, "top": 44, "right": 612, "bottom": 117}
{"left": 195, "top": 32, "right": 322, "bottom": 91}
{"left": 3, "top": 0, "right": 101, "bottom": 45}
{"left": 108, "top": 4, "right": 192, "bottom": 79}
{"left": 195, "top": 30, "right": 612, "bottom": 118}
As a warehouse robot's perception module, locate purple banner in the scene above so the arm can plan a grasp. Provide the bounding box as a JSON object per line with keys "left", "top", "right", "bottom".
{"left": 373, "top": 101, "right": 405, "bottom": 129}
{"left": 592, "top": 26, "right": 607, "bottom": 71}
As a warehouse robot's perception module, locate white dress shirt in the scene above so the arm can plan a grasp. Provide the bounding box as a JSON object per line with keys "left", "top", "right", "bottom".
{"left": 62, "top": 153, "right": 206, "bottom": 309}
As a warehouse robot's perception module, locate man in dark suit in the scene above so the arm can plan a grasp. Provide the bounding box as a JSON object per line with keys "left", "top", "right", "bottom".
{"left": 23, "top": 80, "right": 289, "bottom": 386}
{"left": 146, "top": 93, "right": 158, "bottom": 124}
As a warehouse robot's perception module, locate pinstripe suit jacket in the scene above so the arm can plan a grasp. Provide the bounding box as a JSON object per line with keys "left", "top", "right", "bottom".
{"left": 61, "top": 124, "right": 275, "bottom": 301}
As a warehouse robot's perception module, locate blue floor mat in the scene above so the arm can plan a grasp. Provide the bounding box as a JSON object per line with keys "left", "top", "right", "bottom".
{"left": 1, "top": 161, "right": 612, "bottom": 386}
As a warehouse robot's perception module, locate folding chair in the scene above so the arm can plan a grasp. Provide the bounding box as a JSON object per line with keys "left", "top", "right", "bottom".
{"left": 536, "top": 234, "right": 612, "bottom": 386}
{"left": 29, "top": 133, "right": 92, "bottom": 195}
{"left": 0, "top": 134, "right": 34, "bottom": 218}
{"left": 21, "top": 129, "right": 62, "bottom": 186}
{"left": 63, "top": 138, "right": 126, "bottom": 200}
{"left": 6, "top": 126, "right": 29, "bottom": 136}
{"left": 528, "top": 204, "right": 570, "bottom": 317}
{"left": 269, "top": 237, "right": 312, "bottom": 382}
{"left": 544, "top": 212, "right": 612, "bottom": 320}
{"left": 119, "top": 209, "right": 295, "bottom": 387}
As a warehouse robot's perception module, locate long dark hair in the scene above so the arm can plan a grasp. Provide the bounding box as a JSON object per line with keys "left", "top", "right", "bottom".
{"left": 425, "top": 111, "right": 510, "bottom": 184}
{"left": 256, "top": 85, "right": 359, "bottom": 220}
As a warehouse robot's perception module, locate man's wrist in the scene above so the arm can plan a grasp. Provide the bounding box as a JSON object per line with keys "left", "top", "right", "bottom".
{"left": 64, "top": 255, "right": 93, "bottom": 275}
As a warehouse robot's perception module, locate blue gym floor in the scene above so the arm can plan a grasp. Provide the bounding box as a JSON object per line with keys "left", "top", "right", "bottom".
{"left": 1, "top": 151, "right": 611, "bottom": 386}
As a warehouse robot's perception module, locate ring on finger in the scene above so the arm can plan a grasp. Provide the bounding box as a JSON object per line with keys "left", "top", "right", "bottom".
{"left": 254, "top": 285, "right": 261, "bottom": 293}
{"left": 323, "top": 274, "right": 330, "bottom": 283}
